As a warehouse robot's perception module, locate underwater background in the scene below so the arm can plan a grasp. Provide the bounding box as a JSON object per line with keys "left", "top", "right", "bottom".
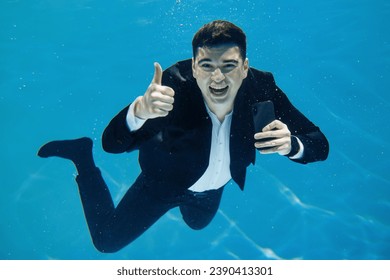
{"left": 1, "top": 0, "right": 389, "bottom": 259}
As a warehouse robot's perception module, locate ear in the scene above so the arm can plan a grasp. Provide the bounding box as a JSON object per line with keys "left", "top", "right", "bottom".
{"left": 192, "top": 57, "right": 197, "bottom": 79}
{"left": 242, "top": 58, "right": 249, "bottom": 79}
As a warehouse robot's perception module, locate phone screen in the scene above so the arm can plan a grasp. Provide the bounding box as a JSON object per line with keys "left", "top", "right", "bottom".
{"left": 252, "top": 101, "right": 276, "bottom": 133}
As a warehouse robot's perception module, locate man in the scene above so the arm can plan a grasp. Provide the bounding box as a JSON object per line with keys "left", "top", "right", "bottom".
{"left": 38, "top": 20, "right": 329, "bottom": 253}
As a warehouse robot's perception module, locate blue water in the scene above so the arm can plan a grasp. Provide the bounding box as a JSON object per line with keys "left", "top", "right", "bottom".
{"left": 1, "top": 0, "right": 389, "bottom": 260}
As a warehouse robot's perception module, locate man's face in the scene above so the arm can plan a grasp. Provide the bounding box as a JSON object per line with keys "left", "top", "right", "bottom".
{"left": 192, "top": 45, "right": 249, "bottom": 114}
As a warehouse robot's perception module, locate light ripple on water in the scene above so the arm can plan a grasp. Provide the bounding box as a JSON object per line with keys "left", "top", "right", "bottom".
{"left": 14, "top": 158, "right": 389, "bottom": 259}
{"left": 214, "top": 210, "right": 285, "bottom": 260}
{"left": 261, "top": 167, "right": 335, "bottom": 217}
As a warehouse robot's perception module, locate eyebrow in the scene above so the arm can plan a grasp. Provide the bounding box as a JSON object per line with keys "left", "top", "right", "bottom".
{"left": 223, "top": 59, "right": 239, "bottom": 64}
{"left": 198, "top": 58, "right": 212, "bottom": 64}
{"left": 197, "top": 59, "right": 239, "bottom": 64}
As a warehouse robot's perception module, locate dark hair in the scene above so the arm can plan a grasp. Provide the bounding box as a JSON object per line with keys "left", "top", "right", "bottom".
{"left": 192, "top": 20, "right": 247, "bottom": 59}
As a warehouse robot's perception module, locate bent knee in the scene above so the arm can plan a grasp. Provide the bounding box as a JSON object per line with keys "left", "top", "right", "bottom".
{"left": 188, "top": 223, "right": 208, "bottom": 230}
{"left": 92, "top": 235, "right": 125, "bottom": 253}
{"left": 93, "top": 240, "right": 122, "bottom": 253}
{"left": 183, "top": 216, "right": 213, "bottom": 230}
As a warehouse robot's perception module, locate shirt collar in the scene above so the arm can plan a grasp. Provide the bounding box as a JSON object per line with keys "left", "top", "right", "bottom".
{"left": 204, "top": 102, "right": 234, "bottom": 124}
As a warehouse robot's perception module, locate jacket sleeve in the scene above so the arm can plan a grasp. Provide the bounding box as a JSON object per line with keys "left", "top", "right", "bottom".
{"left": 102, "top": 105, "right": 140, "bottom": 153}
{"left": 101, "top": 62, "right": 186, "bottom": 154}
{"left": 270, "top": 78, "right": 329, "bottom": 164}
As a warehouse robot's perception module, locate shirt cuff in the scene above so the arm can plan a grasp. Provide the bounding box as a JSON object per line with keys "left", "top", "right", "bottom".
{"left": 126, "top": 100, "right": 147, "bottom": 131}
{"left": 288, "top": 136, "right": 304, "bottom": 159}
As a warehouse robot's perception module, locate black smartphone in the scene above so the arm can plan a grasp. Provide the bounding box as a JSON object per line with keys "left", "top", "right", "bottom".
{"left": 252, "top": 101, "right": 276, "bottom": 150}
{"left": 252, "top": 101, "right": 276, "bottom": 133}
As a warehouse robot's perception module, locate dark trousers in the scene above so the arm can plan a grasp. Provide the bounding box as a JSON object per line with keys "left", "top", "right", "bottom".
{"left": 76, "top": 168, "right": 224, "bottom": 253}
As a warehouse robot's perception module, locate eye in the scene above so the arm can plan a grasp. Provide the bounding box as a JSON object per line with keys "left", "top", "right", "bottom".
{"left": 200, "top": 63, "right": 214, "bottom": 72}
{"left": 222, "top": 63, "right": 237, "bottom": 73}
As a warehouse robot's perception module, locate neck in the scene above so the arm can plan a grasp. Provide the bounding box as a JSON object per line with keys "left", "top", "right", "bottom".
{"left": 206, "top": 102, "right": 234, "bottom": 122}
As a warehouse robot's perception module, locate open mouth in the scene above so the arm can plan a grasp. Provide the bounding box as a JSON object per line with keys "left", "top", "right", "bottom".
{"left": 209, "top": 85, "right": 229, "bottom": 95}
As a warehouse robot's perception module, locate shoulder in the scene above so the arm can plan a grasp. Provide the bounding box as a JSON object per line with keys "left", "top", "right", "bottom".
{"left": 163, "top": 59, "right": 194, "bottom": 84}
{"left": 243, "top": 67, "right": 278, "bottom": 98}
{"left": 247, "top": 67, "right": 275, "bottom": 84}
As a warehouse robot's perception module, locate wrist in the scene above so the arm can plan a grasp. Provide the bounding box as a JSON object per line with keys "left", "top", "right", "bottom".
{"left": 133, "top": 96, "right": 146, "bottom": 120}
{"left": 286, "top": 136, "right": 300, "bottom": 157}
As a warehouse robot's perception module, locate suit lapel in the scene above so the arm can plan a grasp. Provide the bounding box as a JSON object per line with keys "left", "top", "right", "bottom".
{"left": 229, "top": 80, "right": 257, "bottom": 190}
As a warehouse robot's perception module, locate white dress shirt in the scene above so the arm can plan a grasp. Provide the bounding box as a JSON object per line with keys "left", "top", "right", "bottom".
{"left": 126, "top": 100, "right": 303, "bottom": 193}
{"left": 188, "top": 106, "right": 233, "bottom": 192}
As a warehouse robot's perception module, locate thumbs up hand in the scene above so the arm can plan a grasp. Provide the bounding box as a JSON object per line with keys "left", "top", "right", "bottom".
{"left": 134, "top": 62, "right": 175, "bottom": 120}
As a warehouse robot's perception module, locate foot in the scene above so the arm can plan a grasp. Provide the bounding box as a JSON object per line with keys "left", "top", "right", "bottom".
{"left": 38, "top": 137, "right": 93, "bottom": 161}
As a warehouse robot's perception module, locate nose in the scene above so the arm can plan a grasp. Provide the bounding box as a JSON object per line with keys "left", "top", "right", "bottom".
{"left": 211, "top": 68, "right": 225, "bottom": 83}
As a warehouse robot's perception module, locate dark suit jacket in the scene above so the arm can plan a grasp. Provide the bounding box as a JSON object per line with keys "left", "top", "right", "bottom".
{"left": 102, "top": 59, "right": 329, "bottom": 192}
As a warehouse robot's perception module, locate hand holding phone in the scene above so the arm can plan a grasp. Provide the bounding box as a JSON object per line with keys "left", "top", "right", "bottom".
{"left": 252, "top": 101, "right": 276, "bottom": 150}
{"left": 253, "top": 101, "right": 296, "bottom": 155}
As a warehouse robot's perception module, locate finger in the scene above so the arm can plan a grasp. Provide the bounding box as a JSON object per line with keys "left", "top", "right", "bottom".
{"left": 256, "top": 143, "right": 280, "bottom": 154}
{"left": 152, "top": 106, "right": 170, "bottom": 117}
{"left": 150, "top": 84, "right": 175, "bottom": 98}
{"left": 254, "top": 130, "right": 290, "bottom": 140}
{"left": 259, "top": 143, "right": 291, "bottom": 155}
{"left": 160, "top": 85, "right": 175, "bottom": 97}
{"left": 254, "top": 138, "right": 282, "bottom": 149}
{"left": 258, "top": 147, "right": 279, "bottom": 154}
{"left": 150, "top": 89, "right": 175, "bottom": 103}
{"left": 151, "top": 62, "right": 163, "bottom": 85}
{"left": 257, "top": 143, "right": 283, "bottom": 154}
{"left": 254, "top": 130, "right": 283, "bottom": 140}
{"left": 254, "top": 132, "right": 274, "bottom": 140}
{"left": 152, "top": 100, "right": 174, "bottom": 112}
{"left": 262, "top": 120, "right": 284, "bottom": 132}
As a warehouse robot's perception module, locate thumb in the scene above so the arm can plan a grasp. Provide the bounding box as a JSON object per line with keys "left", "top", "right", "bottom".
{"left": 151, "top": 62, "right": 163, "bottom": 85}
